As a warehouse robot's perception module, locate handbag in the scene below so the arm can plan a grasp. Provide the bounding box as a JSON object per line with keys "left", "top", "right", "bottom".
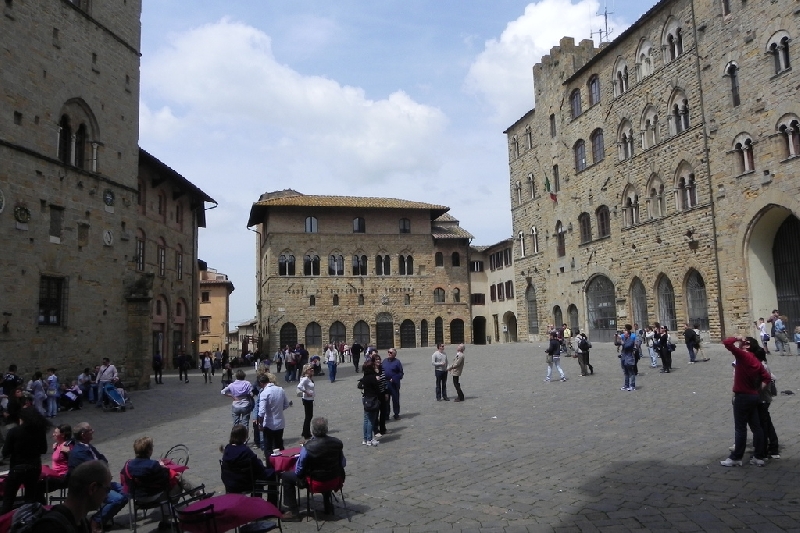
{"left": 362, "top": 395, "right": 379, "bottom": 412}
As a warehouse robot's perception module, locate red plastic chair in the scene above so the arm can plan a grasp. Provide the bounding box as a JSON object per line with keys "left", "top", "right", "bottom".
{"left": 303, "top": 476, "right": 349, "bottom": 531}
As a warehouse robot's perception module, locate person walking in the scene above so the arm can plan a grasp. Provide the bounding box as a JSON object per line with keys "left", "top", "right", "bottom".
{"left": 95, "top": 358, "right": 117, "bottom": 407}
{"left": 274, "top": 347, "right": 284, "bottom": 374}
{"left": 358, "top": 361, "right": 381, "bottom": 446}
{"left": 575, "top": 329, "right": 592, "bottom": 376}
{"left": 683, "top": 322, "right": 699, "bottom": 364}
{"left": 351, "top": 342, "right": 363, "bottom": 372}
{"left": 544, "top": 332, "right": 567, "bottom": 382}
{"left": 448, "top": 344, "right": 466, "bottom": 402}
{"left": 200, "top": 352, "right": 213, "bottom": 383}
{"left": 382, "top": 348, "right": 404, "bottom": 419}
{"left": 324, "top": 344, "right": 339, "bottom": 383}
{"left": 720, "top": 336, "right": 771, "bottom": 467}
{"left": 177, "top": 351, "right": 189, "bottom": 383}
{"left": 431, "top": 344, "right": 449, "bottom": 401}
{"left": 221, "top": 370, "right": 254, "bottom": 438}
{"left": 297, "top": 365, "right": 315, "bottom": 442}
{"left": 152, "top": 352, "right": 163, "bottom": 384}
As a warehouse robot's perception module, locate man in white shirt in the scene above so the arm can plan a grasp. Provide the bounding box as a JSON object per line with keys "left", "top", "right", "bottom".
{"left": 324, "top": 344, "right": 339, "bottom": 383}
{"left": 256, "top": 373, "right": 290, "bottom": 452}
{"left": 95, "top": 358, "right": 117, "bottom": 408}
{"left": 431, "top": 344, "right": 449, "bottom": 401}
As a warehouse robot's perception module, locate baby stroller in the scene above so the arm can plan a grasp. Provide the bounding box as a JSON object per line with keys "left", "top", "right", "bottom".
{"left": 101, "top": 381, "right": 133, "bottom": 412}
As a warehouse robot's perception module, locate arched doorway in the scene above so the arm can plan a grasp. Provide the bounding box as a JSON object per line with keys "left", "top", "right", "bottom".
{"left": 630, "top": 278, "right": 648, "bottom": 328}
{"left": 553, "top": 306, "right": 563, "bottom": 329}
{"left": 657, "top": 276, "right": 677, "bottom": 331}
{"left": 503, "top": 312, "right": 518, "bottom": 342}
{"left": 279, "top": 323, "right": 298, "bottom": 349}
{"left": 774, "top": 214, "right": 800, "bottom": 332}
{"left": 376, "top": 313, "right": 393, "bottom": 349}
{"left": 305, "top": 322, "right": 322, "bottom": 349}
{"left": 473, "top": 316, "right": 487, "bottom": 344}
{"left": 526, "top": 286, "right": 540, "bottom": 334}
{"left": 434, "top": 317, "right": 444, "bottom": 345}
{"left": 450, "top": 319, "right": 465, "bottom": 344}
{"left": 587, "top": 275, "right": 616, "bottom": 342}
{"left": 567, "top": 304, "right": 579, "bottom": 332}
{"left": 685, "top": 270, "right": 709, "bottom": 331}
{"left": 329, "top": 321, "right": 346, "bottom": 345}
{"left": 399, "top": 319, "right": 416, "bottom": 348}
{"left": 420, "top": 319, "right": 429, "bottom": 347}
{"left": 353, "top": 320, "right": 370, "bottom": 346}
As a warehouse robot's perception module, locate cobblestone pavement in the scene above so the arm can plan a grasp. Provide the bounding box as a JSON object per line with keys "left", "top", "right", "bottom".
{"left": 52, "top": 340, "right": 800, "bottom": 532}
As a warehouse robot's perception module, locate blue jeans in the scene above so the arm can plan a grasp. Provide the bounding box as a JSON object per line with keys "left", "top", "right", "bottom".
{"left": 46, "top": 395, "right": 58, "bottom": 417}
{"left": 623, "top": 365, "right": 636, "bottom": 389}
{"left": 363, "top": 410, "right": 378, "bottom": 441}
{"left": 327, "top": 362, "right": 337, "bottom": 382}
{"left": 729, "top": 393, "right": 765, "bottom": 460}
{"left": 388, "top": 381, "right": 400, "bottom": 416}
{"left": 687, "top": 343, "right": 696, "bottom": 362}
{"left": 232, "top": 405, "right": 251, "bottom": 431}
{"left": 434, "top": 370, "right": 448, "bottom": 399}
{"left": 94, "top": 481, "right": 128, "bottom": 526}
{"left": 648, "top": 346, "right": 658, "bottom": 367}
{"left": 96, "top": 382, "right": 111, "bottom": 406}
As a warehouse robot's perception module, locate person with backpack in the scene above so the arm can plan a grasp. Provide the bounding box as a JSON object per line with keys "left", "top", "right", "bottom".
{"left": 619, "top": 324, "right": 637, "bottom": 391}
{"left": 749, "top": 340, "right": 780, "bottom": 459}
{"left": 575, "top": 330, "right": 593, "bottom": 376}
{"left": 683, "top": 322, "right": 700, "bottom": 364}
{"left": 544, "top": 332, "right": 567, "bottom": 382}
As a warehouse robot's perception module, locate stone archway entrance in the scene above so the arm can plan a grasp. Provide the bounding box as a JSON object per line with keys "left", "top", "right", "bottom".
{"left": 587, "top": 275, "right": 616, "bottom": 342}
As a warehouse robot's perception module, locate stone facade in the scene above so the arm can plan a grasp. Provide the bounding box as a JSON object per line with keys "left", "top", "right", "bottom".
{"left": 0, "top": 1, "right": 211, "bottom": 387}
{"left": 469, "top": 240, "right": 519, "bottom": 344}
{"left": 248, "top": 190, "right": 473, "bottom": 353}
{"left": 507, "top": 0, "right": 800, "bottom": 343}
{"left": 198, "top": 267, "right": 235, "bottom": 357}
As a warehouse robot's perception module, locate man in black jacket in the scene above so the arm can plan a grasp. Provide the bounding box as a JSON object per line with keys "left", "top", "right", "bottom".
{"left": 683, "top": 322, "right": 699, "bottom": 364}
{"left": 280, "top": 417, "right": 346, "bottom": 520}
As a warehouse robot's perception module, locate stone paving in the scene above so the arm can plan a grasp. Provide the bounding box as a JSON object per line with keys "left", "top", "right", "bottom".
{"left": 49, "top": 340, "right": 800, "bottom": 532}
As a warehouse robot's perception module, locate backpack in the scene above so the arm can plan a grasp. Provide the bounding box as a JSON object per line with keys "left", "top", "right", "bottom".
{"left": 578, "top": 337, "right": 590, "bottom": 351}
{"left": 9, "top": 503, "right": 72, "bottom": 533}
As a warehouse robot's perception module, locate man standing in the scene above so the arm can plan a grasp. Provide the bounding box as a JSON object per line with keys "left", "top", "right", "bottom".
{"left": 351, "top": 342, "right": 363, "bottom": 373}
{"left": 257, "top": 373, "right": 290, "bottom": 453}
{"left": 281, "top": 417, "right": 346, "bottom": 520}
{"left": 95, "top": 358, "right": 117, "bottom": 408}
{"left": 448, "top": 344, "right": 466, "bottom": 402}
{"left": 324, "top": 344, "right": 339, "bottom": 383}
{"left": 68, "top": 423, "right": 128, "bottom": 530}
{"left": 432, "top": 344, "right": 449, "bottom": 401}
{"left": 382, "top": 348, "right": 404, "bottom": 418}
{"left": 177, "top": 350, "right": 189, "bottom": 383}
{"left": 619, "top": 325, "right": 637, "bottom": 391}
{"left": 152, "top": 351, "right": 163, "bottom": 385}
{"left": 683, "top": 322, "right": 699, "bottom": 364}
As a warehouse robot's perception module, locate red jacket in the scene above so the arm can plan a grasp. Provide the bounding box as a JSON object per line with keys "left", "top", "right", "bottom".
{"left": 723, "top": 337, "right": 771, "bottom": 395}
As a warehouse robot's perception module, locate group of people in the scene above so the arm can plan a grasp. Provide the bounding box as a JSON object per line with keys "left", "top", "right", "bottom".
{"left": 756, "top": 309, "right": 798, "bottom": 356}
{"left": 358, "top": 347, "right": 404, "bottom": 446}
{"left": 542, "top": 324, "right": 592, "bottom": 383}
{"left": 431, "top": 344, "right": 465, "bottom": 401}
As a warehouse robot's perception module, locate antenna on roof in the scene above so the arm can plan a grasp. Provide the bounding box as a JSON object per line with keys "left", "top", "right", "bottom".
{"left": 590, "top": 0, "right": 614, "bottom": 44}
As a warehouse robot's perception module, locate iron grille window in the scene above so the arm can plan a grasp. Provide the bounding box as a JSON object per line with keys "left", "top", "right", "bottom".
{"left": 38, "top": 276, "right": 66, "bottom": 326}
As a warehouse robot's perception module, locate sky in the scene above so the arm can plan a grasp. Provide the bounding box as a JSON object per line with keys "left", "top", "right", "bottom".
{"left": 138, "top": 0, "right": 653, "bottom": 325}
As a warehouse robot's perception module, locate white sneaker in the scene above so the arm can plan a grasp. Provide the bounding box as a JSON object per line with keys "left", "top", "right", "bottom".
{"left": 373, "top": 433, "right": 382, "bottom": 439}
{"left": 361, "top": 440, "right": 367, "bottom": 445}
{"left": 749, "top": 457, "right": 765, "bottom": 467}
{"left": 366, "top": 440, "right": 373, "bottom": 446}
{"left": 720, "top": 458, "right": 742, "bottom": 467}
{"left": 370, "top": 439, "right": 379, "bottom": 446}
{"left": 770, "top": 454, "right": 781, "bottom": 459}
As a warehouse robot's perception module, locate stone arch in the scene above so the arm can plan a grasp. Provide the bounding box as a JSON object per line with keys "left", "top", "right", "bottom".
{"left": 585, "top": 274, "right": 616, "bottom": 342}
{"left": 279, "top": 322, "right": 298, "bottom": 349}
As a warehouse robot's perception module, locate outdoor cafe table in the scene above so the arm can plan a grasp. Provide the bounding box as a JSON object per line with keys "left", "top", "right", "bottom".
{"left": 268, "top": 447, "right": 302, "bottom": 473}
{"left": 178, "top": 493, "right": 282, "bottom": 533}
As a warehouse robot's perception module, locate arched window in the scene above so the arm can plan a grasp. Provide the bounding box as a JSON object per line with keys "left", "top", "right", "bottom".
{"left": 549, "top": 113, "right": 557, "bottom": 137}
{"left": 404, "top": 294, "right": 411, "bottom": 305}
{"left": 278, "top": 253, "right": 295, "bottom": 276}
{"left": 352, "top": 217, "right": 366, "bottom": 233}
{"left": 451, "top": 252, "right": 461, "bottom": 267}
{"left": 531, "top": 226, "right": 540, "bottom": 254}
{"left": 675, "top": 162, "right": 698, "bottom": 210}
{"left": 622, "top": 186, "right": 640, "bottom": 227}
{"left": 57, "top": 99, "right": 98, "bottom": 170}
{"left": 588, "top": 75, "right": 601, "bottom": 105}
{"left": 399, "top": 218, "right": 411, "bottom": 233}
{"left": 511, "top": 136, "right": 519, "bottom": 158}
{"left": 618, "top": 119, "right": 634, "bottom": 160}
{"left": 767, "top": 31, "right": 791, "bottom": 74}
{"left": 305, "top": 322, "right": 322, "bottom": 348}
{"left": 641, "top": 106, "right": 659, "bottom": 149}
{"left": 352, "top": 254, "right": 367, "bottom": 276}
{"left": 722, "top": 0, "right": 731, "bottom": 15}
{"left": 636, "top": 39, "right": 653, "bottom": 80}
{"left": 552, "top": 165, "right": 560, "bottom": 191}
{"left": 668, "top": 89, "right": 690, "bottom": 135}
{"left": 333, "top": 295, "right": 339, "bottom": 306}
{"left": 591, "top": 129, "right": 605, "bottom": 163}
{"left": 328, "top": 254, "right": 344, "bottom": 276}
{"left": 375, "top": 254, "right": 391, "bottom": 276}
{"left": 399, "top": 254, "right": 413, "bottom": 276}
{"left": 304, "top": 216, "right": 318, "bottom": 233}
{"left": 630, "top": 278, "right": 648, "bottom": 328}
{"left": 778, "top": 116, "right": 800, "bottom": 158}
{"left": 613, "top": 58, "right": 629, "bottom": 97}
{"left": 527, "top": 173, "right": 535, "bottom": 198}
{"left": 733, "top": 134, "right": 755, "bottom": 174}
{"left": 525, "top": 125, "right": 533, "bottom": 148}
{"left": 309, "top": 295, "right": 316, "bottom": 306}
{"left": 657, "top": 276, "right": 677, "bottom": 331}
{"left": 435, "top": 252, "right": 443, "bottom": 267}
{"left": 304, "top": 254, "right": 320, "bottom": 276}
{"left": 553, "top": 305, "right": 563, "bottom": 328}
{"left": 578, "top": 212, "right": 592, "bottom": 244}
{"left": 570, "top": 89, "right": 582, "bottom": 119}
{"left": 663, "top": 19, "right": 684, "bottom": 62}
{"left": 526, "top": 286, "right": 539, "bottom": 334}
{"left": 58, "top": 115, "right": 72, "bottom": 165}
{"left": 686, "top": 270, "right": 709, "bottom": 330}
{"left": 574, "top": 139, "right": 587, "bottom": 171}
{"left": 646, "top": 174, "right": 666, "bottom": 219}
{"left": 452, "top": 288, "right": 461, "bottom": 303}
{"left": 596, "top": 206, "right": 611, "bottom": 238}
{"left": 155, "top": 238, "right": 166, "bottom": 277}
{"left": 555, "top": 221, "right": 566, "bottom": 257}
{"left": 726, "top": 62, "right": 740, "bottom": 107}
{"left": 358, "top": 294, "right": 365, "bottom": 306}
{"left": 434, "top": 288, "right": 446, "bottom": 303}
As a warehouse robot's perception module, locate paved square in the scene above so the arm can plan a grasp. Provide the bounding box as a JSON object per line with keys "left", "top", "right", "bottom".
{"left": 61, "top": 341, "right": 800, "bottom": 531}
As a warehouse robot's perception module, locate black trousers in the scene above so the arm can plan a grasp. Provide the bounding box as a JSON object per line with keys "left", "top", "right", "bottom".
{"left": 263, "top": 426, "right": 285, "bottom": 452}
{"left": 2, "top": 464, "right": 42, "bottom": 514}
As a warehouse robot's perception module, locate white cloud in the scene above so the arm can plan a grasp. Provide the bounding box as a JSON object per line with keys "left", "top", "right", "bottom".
{"left": 140, "top": 19, "right": 447, "bottom": 184}
{"left": 465, "top": 0, "right": 628, "bottom": 126}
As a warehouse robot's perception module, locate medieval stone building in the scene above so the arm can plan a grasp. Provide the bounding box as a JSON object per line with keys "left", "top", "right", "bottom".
{"left": 247, "top": 190, "right": 473, "bottom": 353}
{"left": 0, "top": 1, "right": 212, "bottom": 386}
{"left": 507, "top": 0, "right": 799, "bottom": 342}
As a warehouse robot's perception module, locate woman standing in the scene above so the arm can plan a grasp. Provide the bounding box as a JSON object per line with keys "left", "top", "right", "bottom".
{"left": 296, "top": 365, "right": 315, "bottom": 441}
{"left": 274, "top": 348, "right": 284, "bottom": 374}
{"left": 2, "top": 407, "right": 49, "bottom": 513}
{"left": 325, "top": 344, "right": 339, "bottom": 382}
{"left": 575, "top": 330, "right": 593, "bottom": 376}
{"left": 359, "top": 361, "right": 381, "bottom": 446}
{"left": 656, "top": 325, "right": 673, "bottom": 373}
{"left": 29, "top": 371, "right": 46, "bottom": 415}
{"left": 372, "top": 354, "right": 389, "bottom": 435}
{"left": 221, "top": 370, "right": 254, "bottom": 437}
{"left": 201, "top": 352, "right": 213, "bottom": 384}
{"left": 749, "top": 339, "right": 780, "bottom": 459}
{"left": 448, "top": 344, "right": 466, "bottom": 401}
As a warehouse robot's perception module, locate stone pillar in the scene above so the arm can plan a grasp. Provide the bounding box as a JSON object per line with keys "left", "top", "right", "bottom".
{"left": 125, "top": 273, "right": 154, "bottom": 390}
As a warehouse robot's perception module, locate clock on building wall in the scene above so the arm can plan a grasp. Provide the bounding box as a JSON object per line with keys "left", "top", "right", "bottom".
{"left": 103, "top": 189, "right": 115, "bottom": 206}
{"left": 0, "top": 188, "right": 5, "bottom": 214}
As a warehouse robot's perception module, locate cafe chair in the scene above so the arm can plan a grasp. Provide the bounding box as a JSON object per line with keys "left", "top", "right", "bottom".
{"left": 175, "top": 503, "right": 218, "bottom": 533}
{"left": 126, "top": 476, "right": 176, "bottom": 533}
{"left": 303, "top": 476, "right": 349, "bottom": 531}
{"left": 162, "top": 444, "right": 190, "bottom": 467}
{"left": 219, "top": 459, "right": 281, "bottom": 505}
{"left": 44, "top": 475, "right": 68, "bottom": 505}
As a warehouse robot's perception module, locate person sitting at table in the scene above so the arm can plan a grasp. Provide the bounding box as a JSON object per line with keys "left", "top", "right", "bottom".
{"left": 1, "top": 406, "right": 50, "bottom": 514}
{"left": 68, "top": 422, "right": 128, "bottom": 531}
{"left": 30, "top": 460, "right": 113, "bottom": 533}
{"left": 220, "top": 425, "right": 277, "bottom": 504}
{"left": 47, "top": 423, "right": 72, "bottom": 493}
{"left": 280, "top": 417, "right": 346, "bottom": 520}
